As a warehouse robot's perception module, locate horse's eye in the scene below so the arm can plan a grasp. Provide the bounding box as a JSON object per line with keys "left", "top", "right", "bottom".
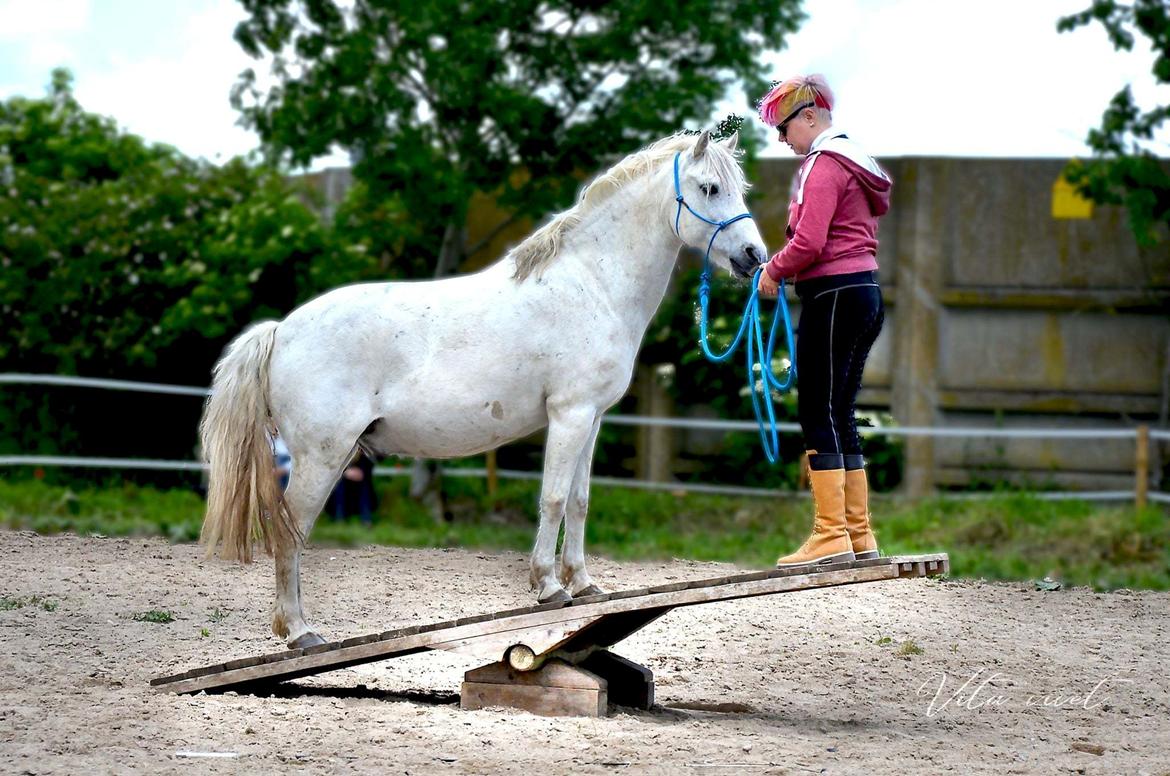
{"left": 700, "top": 183, "right": 719, "bottom": 197}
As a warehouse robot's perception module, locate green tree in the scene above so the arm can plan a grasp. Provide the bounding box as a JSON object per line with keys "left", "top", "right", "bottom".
{"left": 0, "top": 69, "right": 364, "bottom": 380}
{"left": 1059, "top": 1, "right": 1170, "bottom": 246}
{"left": 231, "top": 0, "right": 804, "bottom": 277}
{"left": 0, "top": 70, "right": 369, "bottom": 466}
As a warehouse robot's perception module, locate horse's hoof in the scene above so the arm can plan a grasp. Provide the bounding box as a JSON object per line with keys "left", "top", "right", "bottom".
{"left": 289, "top": 631, "right": 327, "bottom": 650}
{"left": 573, "top": 584, "right": 606, "bottom": 598}
{"left": 538, "top": 589, "right": 572, "bottom": 604}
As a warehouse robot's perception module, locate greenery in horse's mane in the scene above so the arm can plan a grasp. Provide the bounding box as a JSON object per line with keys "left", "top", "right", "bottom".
{"left": 682, "top": 115, "right": 748, "bottom": 142}
{"left": 509, "top": 134, "right": 748, "bottom": 282}
{"left": 713, "top": 115, "right": 748, "bottom": 142}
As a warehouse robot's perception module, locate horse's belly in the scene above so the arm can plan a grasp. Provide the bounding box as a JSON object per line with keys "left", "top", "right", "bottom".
{"left": 368, "top": 392, "right": 548, "bottom": 459}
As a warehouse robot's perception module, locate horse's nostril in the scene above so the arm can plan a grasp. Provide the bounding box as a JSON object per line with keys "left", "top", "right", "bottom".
{"left": 745, "top": 245, "right": 761, "bottom": 264}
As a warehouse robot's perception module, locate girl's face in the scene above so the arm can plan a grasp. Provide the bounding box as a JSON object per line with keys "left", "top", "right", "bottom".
{"left": 778, "top": 107, "right": 817, "bottom": 156}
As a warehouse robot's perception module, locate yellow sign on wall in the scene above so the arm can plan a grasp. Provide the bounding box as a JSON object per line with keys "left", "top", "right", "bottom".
{"left": 1052, "top": 176, "right": 1094, "bottom": 219}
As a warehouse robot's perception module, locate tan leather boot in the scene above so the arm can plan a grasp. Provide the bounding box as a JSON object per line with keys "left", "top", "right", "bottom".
{"left": 777, "top": 455, "right": 855, "bottom": 568}
{"left": 844, "top": 457, "right": 879, "bottom": 560}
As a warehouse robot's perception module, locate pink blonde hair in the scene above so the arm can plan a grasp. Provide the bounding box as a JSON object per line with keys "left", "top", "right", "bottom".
{"left": 758, "top": 74, "right": 835, "bottom": 127}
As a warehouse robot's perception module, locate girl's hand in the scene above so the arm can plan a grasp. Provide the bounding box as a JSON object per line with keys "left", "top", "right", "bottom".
{"left": 757, "top": 269, "right": 780, "bottom": 297}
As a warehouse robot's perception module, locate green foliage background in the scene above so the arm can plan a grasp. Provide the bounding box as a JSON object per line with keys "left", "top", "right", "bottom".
{"left": 1, "top": 0, "right": 812, "bottom": 485}
{"left": 231, "top": 0, "right": 803, "bottom": 276}
{"left": 0, "top": 5, "right": 1165, "bottom": 590}
{"left": 0, "top": 71, "right": 377, "bottom": 473}
{"left": 1059, "top": 0, "right": 1170, "bottom": 246}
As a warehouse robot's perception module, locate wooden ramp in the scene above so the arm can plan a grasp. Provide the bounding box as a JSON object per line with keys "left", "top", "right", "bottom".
{"left": 152, "top": 553, "right": 948, "bottom": 715}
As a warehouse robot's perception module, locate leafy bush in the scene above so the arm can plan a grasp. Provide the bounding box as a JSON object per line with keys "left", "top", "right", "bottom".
{"left": 0, "top": 70, "right": 376, "bottom": 470}
{"left": 0, "top": 70, "right": 372, "bottom": 378}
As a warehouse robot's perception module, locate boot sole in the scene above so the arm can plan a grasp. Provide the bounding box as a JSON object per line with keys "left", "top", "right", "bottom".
{"left": 854, "top": 550, "right": 880, "bottom": 561}
{"left": 775, "top": 549, "right": 857, "bottom": 569}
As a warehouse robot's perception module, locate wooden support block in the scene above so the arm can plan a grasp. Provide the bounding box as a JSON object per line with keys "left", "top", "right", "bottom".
{"left": 460, "top": 660, "right": 607, "bottom": 717}
{"left": 461, "top": 682, "right": 605, "bottom": 717}
{"left": 580, "top": 650, "right": 654, "bottom": 710}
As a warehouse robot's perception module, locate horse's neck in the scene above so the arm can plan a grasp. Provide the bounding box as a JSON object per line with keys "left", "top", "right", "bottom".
{"left": 559, "top": 169, "right": 679, "bottom": 329}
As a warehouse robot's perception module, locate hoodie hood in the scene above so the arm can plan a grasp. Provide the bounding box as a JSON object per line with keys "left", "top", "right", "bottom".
{"left": 808, "top": 132, "right": 892, "bottom": 216}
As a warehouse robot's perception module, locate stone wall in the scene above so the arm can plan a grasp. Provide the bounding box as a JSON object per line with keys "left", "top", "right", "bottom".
{"left": 755, "top": 157, "right": 1168, "bottom": 493}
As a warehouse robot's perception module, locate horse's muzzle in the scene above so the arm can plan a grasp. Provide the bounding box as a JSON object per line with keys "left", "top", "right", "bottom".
{"left": 730, "top": 245, "right": 764, "bottom": 279}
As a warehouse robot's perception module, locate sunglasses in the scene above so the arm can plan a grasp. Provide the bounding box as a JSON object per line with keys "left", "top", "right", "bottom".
{"left": 777, "top": 102, "right": 815, "bottom": 140}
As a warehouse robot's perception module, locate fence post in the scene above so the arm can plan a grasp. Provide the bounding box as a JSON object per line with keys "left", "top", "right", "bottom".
{"left": 635, "top": 364, "right": 675, "bottom": 483}
{"left": 1135, "top": 425, "right": 1149, "bottom": 509}
{"left": 891, "top": 158, "right": 943, "bottom": 498}
{"left": 486, "top": 450, "right": 498, "bottom": 498}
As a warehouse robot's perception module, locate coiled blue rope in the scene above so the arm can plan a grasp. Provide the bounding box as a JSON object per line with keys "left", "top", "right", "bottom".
{"left": 696, "top": 265, "right": 796, "bottom": 464}
{"left": 671, "top": 152, "right": 797, "bottom": 464}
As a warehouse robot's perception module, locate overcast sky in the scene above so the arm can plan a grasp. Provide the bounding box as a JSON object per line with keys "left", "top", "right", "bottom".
{"left": 1, "top": 0, "right": 1166, "bottom": 168}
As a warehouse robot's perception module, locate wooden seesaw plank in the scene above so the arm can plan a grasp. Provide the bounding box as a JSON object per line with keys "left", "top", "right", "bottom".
{"left": 151, "top": 553, "right": 948, "bottom": 695}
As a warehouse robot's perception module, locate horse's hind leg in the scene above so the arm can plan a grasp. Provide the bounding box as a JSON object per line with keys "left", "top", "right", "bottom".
{"left": 530, "top": 405, "right": 598, "bottom": 603}
{"left": 272, "top": 442, "right": 355, "bottom": 648}
{"left": 559, "top": 415, "right": 603, "bottom": 596}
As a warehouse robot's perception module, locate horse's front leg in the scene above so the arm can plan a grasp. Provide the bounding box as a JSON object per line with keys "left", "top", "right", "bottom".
{"left": 530, "top": 405, "right": 598, "bottom": 603}
{"left": 559, "top": 415, "right": 604, "bottom": 597}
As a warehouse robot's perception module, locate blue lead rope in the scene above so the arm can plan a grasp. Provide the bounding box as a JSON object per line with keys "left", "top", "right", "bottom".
{"left": 697, "top": 265, "right": 796, "bottom": 464}
{"left": 671, "top": 152, "right": 797, "bottom": 464}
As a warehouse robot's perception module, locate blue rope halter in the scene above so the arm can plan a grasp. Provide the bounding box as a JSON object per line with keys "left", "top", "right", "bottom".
{"left": 672, "top": 152, "right": 797, "bottom": 464}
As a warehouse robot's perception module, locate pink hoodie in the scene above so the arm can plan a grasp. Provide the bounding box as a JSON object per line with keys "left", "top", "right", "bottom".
{"left": 765, "top": 142, "right": 892, "bottom": 283}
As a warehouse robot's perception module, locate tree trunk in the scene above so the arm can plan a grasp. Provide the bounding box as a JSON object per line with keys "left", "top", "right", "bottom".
{"left": 433, "top": 220, "right": 466, "bottom": 279}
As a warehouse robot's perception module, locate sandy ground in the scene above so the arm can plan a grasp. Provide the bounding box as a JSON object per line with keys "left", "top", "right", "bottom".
{"left": 1, "top": 529, "right": 1168, "bottom": 775}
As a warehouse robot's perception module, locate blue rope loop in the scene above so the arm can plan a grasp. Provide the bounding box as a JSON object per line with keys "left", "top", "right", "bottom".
{"left": 696, "top": 265, "right": 797, "bottom": 463}
{"left": 672, "top": 153, "right": 797, "bottom": 464}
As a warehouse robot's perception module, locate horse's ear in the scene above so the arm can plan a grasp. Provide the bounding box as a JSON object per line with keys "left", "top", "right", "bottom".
{"left": 722, "top": 131, "right": 739, "bottom": 151}
{"left": 692, "top": 130, "right": 710, "bottom": 159}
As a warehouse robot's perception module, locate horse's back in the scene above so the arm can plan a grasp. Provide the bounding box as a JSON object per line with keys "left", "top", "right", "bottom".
{"left": 265, "top": 266, "right": 568, "bottom": 457}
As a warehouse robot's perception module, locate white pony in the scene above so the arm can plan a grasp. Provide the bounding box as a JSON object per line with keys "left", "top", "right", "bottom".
{"left": 200, "top": 130, "right": 766, "bottom": 648}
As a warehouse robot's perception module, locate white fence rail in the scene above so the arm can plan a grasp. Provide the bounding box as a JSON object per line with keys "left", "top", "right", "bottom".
{"left": 1, "top": 373, "right": 1166, "bottom": 505}
{"left": 0, "top": 373, "right": 210, "bottom": 397}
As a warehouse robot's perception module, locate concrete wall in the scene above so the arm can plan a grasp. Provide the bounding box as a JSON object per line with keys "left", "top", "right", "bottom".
{"left": 755, "top": 157, "right": 1167, "bottom": 493}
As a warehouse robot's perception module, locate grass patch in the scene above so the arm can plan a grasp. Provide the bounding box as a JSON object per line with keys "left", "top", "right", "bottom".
{"left": 1, "top": 476, "right": 1167, "bottom": 590}
{"left": 0, "top": 594, "right": 58, "bottom": 611}
{"left": 896, "top": 640, "right": 924, "bottom": 658}
{"left": 132, "top": 609, "right": 175, "bottom": 624}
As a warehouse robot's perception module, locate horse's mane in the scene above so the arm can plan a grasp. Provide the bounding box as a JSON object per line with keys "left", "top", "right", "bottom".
{"left": 510, "top": 133, "right": 747, "bottom": 282}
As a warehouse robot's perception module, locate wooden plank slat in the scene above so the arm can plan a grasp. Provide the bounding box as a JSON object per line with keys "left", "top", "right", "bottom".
{"left": 379, "top": 624, "right": 421, "bottom": 640}
{"left": 152, "top": 553, "right": 948, "bottom": 694}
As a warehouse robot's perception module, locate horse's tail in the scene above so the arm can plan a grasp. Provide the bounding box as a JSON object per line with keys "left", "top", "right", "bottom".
{"left": 199, "top": 320, "right": 298, "bottom": 562}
